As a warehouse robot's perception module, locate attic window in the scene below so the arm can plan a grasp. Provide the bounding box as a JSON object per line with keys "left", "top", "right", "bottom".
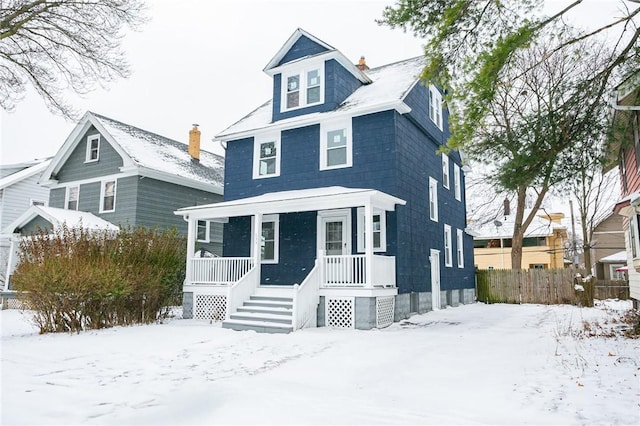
{"left": 280, "top": 61, "right": 324, "bottom": 112}
{"left": 86, "top": 134, "right": 100, "bottom": 162}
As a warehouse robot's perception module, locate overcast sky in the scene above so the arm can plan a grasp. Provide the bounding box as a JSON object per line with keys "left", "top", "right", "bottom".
{"left": 0, "top": 0, "right": 627, "bottom": 165}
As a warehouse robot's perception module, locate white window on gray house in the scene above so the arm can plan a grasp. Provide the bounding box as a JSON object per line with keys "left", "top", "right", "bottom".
{"left": 100, "top": 180, "right": 116, "bottom": 212}
{"left": 261, "top": 214, "right": 279, "bottom": 263}
{"left": 253, "top": 133, "right": 280, "bottom": 179}
{"left": 197, "top": 220, "right": 210, "bottom": 243}
{"left": 444, "top": 224, "right": 452, "bottom": 267}
{"left": 286, "top": 74, "right": 300, "bottom": 109}
{"left": 86, "top": 134, "right": 100, "bottom": 162}
{"left": 454, "top": 163, "right": 461, "bottom": 201}
{"left": 429, "top": 85, "right": 443, "bottom": 130}
{"left": 456, "top": 228, "right": 464, "bottom": 268}
{"left": 356, "top": 208, "right": 386, "bottom": 252}
{"left": 429, "top": 177, "right": 438, "bottom": 222}
{"left": 320, "top": 119, "right": 352, "bottom": 170}
{"left": 442, "top": 154, "right": 450, "bottom": 189}
{"left": 67, "top": 186, "right": 79, "bottom": 210}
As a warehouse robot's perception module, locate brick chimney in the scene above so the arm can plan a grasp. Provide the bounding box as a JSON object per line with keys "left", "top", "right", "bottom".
{"left": 356, "top": 56, "right": 369, "bottom": 71}
{"left": 188, "top": 124, "right": 200, "bottom": 162}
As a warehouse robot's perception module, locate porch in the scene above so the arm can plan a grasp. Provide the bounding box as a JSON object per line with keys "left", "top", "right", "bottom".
{"left": 175, "top": 186, "right": 406, "bottom": 331}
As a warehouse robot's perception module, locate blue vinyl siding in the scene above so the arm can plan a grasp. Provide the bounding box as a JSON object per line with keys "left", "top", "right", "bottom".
{"left": 277, "top": 35, "right": 329, "bottom": 66}
{"left": 56, "top": 126, "right": 124, "bottom": 183}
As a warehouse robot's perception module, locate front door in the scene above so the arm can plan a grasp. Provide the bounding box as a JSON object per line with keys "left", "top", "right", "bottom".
{"left": 430, "top": 249, "right": 441, "bottom": 310}
{"left": 319, "top": 211, "right": 351, "bottom": 284}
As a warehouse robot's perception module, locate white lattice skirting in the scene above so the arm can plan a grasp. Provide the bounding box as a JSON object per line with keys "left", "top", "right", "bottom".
{"left": 376, "top": 296, "right": 395, "bottom": 328}
{"left": 194, "top": 294, "right": 227, "bottom": 321}
{"left": 326, "top": 297, "right": 355, "bottom": 328}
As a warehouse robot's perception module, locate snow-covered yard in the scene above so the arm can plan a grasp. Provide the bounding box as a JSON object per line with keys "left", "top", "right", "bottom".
{"left": 1, "top": 301, "right": 638, "bottom": 425}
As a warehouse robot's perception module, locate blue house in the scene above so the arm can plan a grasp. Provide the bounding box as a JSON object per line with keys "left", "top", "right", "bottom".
{"left": 176, "top": 29, "right": 475, "bottom": 332}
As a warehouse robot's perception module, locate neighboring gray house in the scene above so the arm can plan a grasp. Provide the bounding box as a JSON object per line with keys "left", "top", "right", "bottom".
{"left": 0, "top": 158, "right": 51, "bottom": 286}
{"left": 3, "top": 111, "right": 224, "bottom": 289}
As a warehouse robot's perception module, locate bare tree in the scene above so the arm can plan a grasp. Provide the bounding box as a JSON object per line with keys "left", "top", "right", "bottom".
{"left": 0, "top": 0, "right": 147, "bottom": 118}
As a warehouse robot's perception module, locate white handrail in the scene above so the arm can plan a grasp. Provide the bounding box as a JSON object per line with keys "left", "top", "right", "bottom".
{"left": 292, "top": 261, "right": 320, "bottom": 331}
{"left": 320, "top": 254, "right": 396, "bottom": 288}
{"left": 189, "top": 257, "right": 254, "bottom": 285}
{"left": 226, "top": 266, "right": 259, "bottom": 319}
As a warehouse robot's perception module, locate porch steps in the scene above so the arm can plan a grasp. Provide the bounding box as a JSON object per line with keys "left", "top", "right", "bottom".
{"left": 222, "top": 291, "right": 295, "bottom": 334}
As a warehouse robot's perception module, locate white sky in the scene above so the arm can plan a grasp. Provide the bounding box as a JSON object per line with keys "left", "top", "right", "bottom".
{"left": 0, "top": 0, "right": 629, "bottom": 165}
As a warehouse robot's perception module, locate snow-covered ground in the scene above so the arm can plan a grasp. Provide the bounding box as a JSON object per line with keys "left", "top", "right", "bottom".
{"left": 1, "top": 301, "right": 638, "bottom": 425}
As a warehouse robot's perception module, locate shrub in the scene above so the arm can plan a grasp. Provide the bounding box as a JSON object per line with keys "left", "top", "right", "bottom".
{"left": 11, "top": 224, "right": 186, "bottom": 333}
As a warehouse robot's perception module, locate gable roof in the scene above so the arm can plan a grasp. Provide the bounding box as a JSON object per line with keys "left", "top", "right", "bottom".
{"left": 216, "top": 56, "right": 426, "bottom": 141}
{"left": 263, "top": 28, "right": 335, "bottom": 70}
{"left": 0, "top": 158, "right": 51, "bottom": 190}
{"left": 41, "top": 112, "right": 224, "bottom": 194}
{"left": 3, "top": 205, "right": 119, "bottom": 234}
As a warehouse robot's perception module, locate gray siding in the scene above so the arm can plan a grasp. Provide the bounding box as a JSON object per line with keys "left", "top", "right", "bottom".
{"left": 93, "top": 176, "right": 138, "bottom": 228}
{"left": 0, "top": 173, "right": 49, "bottom": 230}
{"left": 78, "top": 181, "right": 101, "bottom": 213}
{"left": 56, "top": 126, "right": 124, "bottom": 183}
{"left": 19, "top": 216, "right": 54, "bottom": 235}
{"left": 49, "top": 188, "right": 66, "bottom": 209}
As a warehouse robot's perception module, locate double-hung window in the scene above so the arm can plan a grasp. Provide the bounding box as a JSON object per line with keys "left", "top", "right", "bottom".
{"left": 261, "top": 214, "right": 279, "bottom": 264}
{"left": 86, "top": 134, "right": 100, "bottom": 162}
{"left": 356, "top": 208, "right": 386, "bottom": 252}
{"left": 456, "top": 228, "right": 464, "bottom": 268}
{"left": 281, "top": 62, "right": 324, "bottom": 112}
{"left": 197, "top": 220, "right": 210, "bottom": 243}
{"left": 100, "top": 180, "right": 116, "bottom": 213}
{"left": 429, "top": 85, "right": 443, "bottom": 130}
{"left": 429, "top": 177, "right": 438, "bottom": 222}
{"left": 442, "top": 154, "right": 450, "bottom": 189}
{"left": 253, "top": 133, "right": 281, "bottom": 179}
{"left": 454, "top": 163, "right": 461, "bottom": 201}
{"left": 320, "top": 118, "right": 352, "bottom": 170}
{"left": 630, "top": 214, "right": 640, "bottom": 259}
{"left": 66, "top": 186, "right": 79, "bottom": 210}
{"left": 444, "top": 224, "right": 452, "bottom": 267}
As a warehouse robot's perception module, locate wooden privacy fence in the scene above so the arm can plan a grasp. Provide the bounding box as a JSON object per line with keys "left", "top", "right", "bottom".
{"left": 476, "top": 269, "right": 587, "bottom": 305}
{"left": 595, "top": 280, "right": 630, "bottom": 300}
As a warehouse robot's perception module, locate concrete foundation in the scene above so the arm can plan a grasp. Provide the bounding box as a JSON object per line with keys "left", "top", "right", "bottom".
{"left": 182, "top": 292, "right": 193, "bottom": 319}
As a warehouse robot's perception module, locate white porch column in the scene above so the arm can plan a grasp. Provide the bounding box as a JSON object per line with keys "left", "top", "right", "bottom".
{"left": 364, "top": 202, "right": 374, "bottom": 288}
{"left": 253, "top": 213, "right": 263, "bottom": 283}
{"left": 185, "top": 216, "right": 196, "bottom": 285}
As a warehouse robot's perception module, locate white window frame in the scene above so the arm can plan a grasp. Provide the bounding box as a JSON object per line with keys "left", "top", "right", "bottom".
{"left": 456, "top": 228, "right": 464, "bottom": 268}
{"left": 66, "top": 185, "right": 79, "bottom": 211}
{"left": 85, "top": 134, "right": 100, "bottom": 163}
{"left": 260, "top": 214, "right": 279, "bottom": 264}
{"left": 197, "top": 220, "right": 210, "bottom": 243}
{"left": 630, "top": 214, "right": 640, "bottom": 259}
{"left": 609, "top": 264, "right": 626, "bottom": 280}
{"left": 280, "top": 61, "right": 325, "bottom": 113}
{"left": 444, "top": 224, "right": 452, "bottom": 267}
{"left": 442, "top": 154, "right": 450, "bottom": 189}
{"left": 252, "top": 132, "right": 281, "bottom": 179}
{"left": 429, "top": 85, "right": 443, "bottom": 130}
{"left": 454, "top": 163, "right": 461, "bottom": 201}
{"left": 356, "top": 207, "right": 386, "bottom": 253}
{"left": 320, "top": 118, "right": 352, "bottom": 170}
{"left": 99, "top": 180, "right": 116, "bottom": 213}
{"left": 429, "top": 177, "right": 438, "bottom": 222}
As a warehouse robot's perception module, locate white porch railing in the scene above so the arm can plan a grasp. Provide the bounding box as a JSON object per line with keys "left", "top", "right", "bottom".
{"left": 320, "top": 254, "right": 396, "bottom": 288}
{"left": 292, "top": 260, "right": 320, "bottom": 331}
{"left": 226, "top": 266, "right": 259, "bottom": 319}
{"left": 189, "top": 257, "right": 254, "bottom": 285}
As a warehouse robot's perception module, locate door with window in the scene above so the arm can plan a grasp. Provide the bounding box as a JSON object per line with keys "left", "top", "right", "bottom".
{"left": 430, "top": 249, "right": 441, "bottom": 310}
{"left": 320, "top": 211, "right": 350, "bottom": 283}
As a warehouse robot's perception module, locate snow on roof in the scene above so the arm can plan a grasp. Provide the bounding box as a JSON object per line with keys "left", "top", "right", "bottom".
{"left": 216, "top": 56, "right": 426, "bottom": 139}
{"left": 3, "top": 206, "right": 119, "bottom": 234}
{"left": 598, "top": 250, "right": 627, "bottom": 263}
{"left": 91, "top": 113, "right": 224, "bottom": 189}
{"left": 0, "top": 159, "right": 51, "bottom": 190}
{"left": 469, "top": 211, "right": 566, "bottom": 239}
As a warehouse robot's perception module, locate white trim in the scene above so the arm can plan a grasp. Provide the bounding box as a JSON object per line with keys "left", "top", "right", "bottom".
{"left": 454, "top": 163, "right": 461, "bottom": 201}
{"left": 318, "top": 209, "right": 351, "bottom": 256}
{"left": 261, "top": 214, "right": 280, "bottom": 264}
{"left": 99, "top": 179, "right": 117, "bottom": 213}
{"left": 197, "top": 220, "right": 210, "bottom": 243}
{"left": 356, "top": 207, "right": 386, "bottom": 253}
{"left": 444, "top": 224, "right": 453, "bottom": 267}
{"left": 429, "top": 177, "right": 438, "bottom": 222}
{"left": 280, "top": 59, "right": 325, "bottom": 113}
{"left": 263, "top": 29, "right": 335, "bottom": 72}
{"left": 456, "top": 228, "right": 464, "bottom": 268}
{"left": 85, "top": 134, "right": 100, "bottom": 163}
{"left": 66, "top": 185, "right": 79, "bottom": 211}
{"left": 429, "top": 85, "right": 443, "bottom": 130}
{"left": 442, "top": 154, "right": 450, "bottom": 189}
{"left": 253, "top": 132, "right": 281, "bottom": 179}
{"left": 0, "top": 159, "right": 51, "bottom": 190}
{"left": 320, "top": 118, "right": 352, "bottom": 170}
{"left": 430, "top": 249, "right": 441, "bottom": 310}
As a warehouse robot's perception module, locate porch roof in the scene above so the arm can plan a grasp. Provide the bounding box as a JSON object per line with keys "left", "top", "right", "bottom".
{"left": 175, "top": 186, "right": 406, "bottom": 220}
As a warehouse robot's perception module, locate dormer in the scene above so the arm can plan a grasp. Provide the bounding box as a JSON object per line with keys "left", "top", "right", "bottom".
{"left": 264, "top": 29, "right": 372, "bottom": 122}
